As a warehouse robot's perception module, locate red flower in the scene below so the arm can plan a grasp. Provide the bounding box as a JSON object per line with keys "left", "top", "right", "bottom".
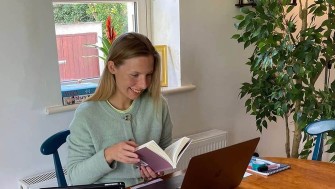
{"left": 106, "top": 16, "right": 117, "bottom": 44}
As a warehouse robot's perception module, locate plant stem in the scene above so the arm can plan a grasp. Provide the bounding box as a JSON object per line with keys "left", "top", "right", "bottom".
{"left": 292, "top": 96, "right": 302, "bottom": 158}
{"left": 292, "top": 121, "right": 302, "bottom": 158}
{"left": 298, "top": 0, "right": 308, "bottom": 41}
{"left": 285, "top": 113, "right": 291, "bottom": 158}
{"left": 289, "top": 0, "right": 307, "bottom": 159}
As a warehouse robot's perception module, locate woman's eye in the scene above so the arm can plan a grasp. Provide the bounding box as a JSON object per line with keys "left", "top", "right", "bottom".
{"left": 131, "top": 74, "right": 139, "bottom": 78}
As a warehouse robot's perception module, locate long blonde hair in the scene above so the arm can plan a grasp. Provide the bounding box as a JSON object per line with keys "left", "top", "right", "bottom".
{"left": 86, "top": 32, "right": 161, "bottom": 105}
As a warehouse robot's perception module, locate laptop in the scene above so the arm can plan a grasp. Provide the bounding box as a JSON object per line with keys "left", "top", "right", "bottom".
{"left": 40, "top": 182, "right": 125, "bottom": 189}
{"left": 139, "top": 137, "right": 260, "bottom": 189}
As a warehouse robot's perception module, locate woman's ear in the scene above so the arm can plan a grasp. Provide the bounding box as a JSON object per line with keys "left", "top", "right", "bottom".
{"left": 107, "top": 61, "right": 117, "bottom": 74}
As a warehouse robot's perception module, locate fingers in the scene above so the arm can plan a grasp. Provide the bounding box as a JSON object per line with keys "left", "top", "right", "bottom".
{"left": 121, "top": 151, "right": 140, "bottom": 163}
{"left": 140, "top": 167, "right": 152, "bottom": 181}
{"left": 104, "top": 141, "right": 140, "bottom": 164}
{"left": 145, "top": 166, "right": 157, "bottom": 178}
{"left": 116, "top": 153, "right": 139, "bottom": 164}
{"left": 140, "top": 167, "right": 147, "bottom": 180}
{"left": 122, "top": 142, "right": 138, "bottom": 153}
{"left": 126, "top": 140, "right": 138, "bottom": 147}
{"left": 140, "top": 166, "right": 158, "bottom": 181}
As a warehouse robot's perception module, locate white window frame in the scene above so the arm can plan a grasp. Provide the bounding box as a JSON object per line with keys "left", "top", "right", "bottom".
{"left": 52, "top": 0, "right": 151, "bottom": 85}
{"left": 46, "top": 0, "right": 197, "bottom": 114}
{"left": 52, "top": 0, "right": 151, "bottom": 36}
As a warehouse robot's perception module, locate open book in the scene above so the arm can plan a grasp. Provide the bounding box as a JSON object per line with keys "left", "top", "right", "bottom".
{"left": 247, "top": 157, "right": 290, "bottom": 176}
{"left": 135, "top": 137, "right": 192, "bottom": 172}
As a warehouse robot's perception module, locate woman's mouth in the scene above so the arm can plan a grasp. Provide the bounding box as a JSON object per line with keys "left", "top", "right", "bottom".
{"left": 130, "top": 88, "right": 142, "bottom": 94}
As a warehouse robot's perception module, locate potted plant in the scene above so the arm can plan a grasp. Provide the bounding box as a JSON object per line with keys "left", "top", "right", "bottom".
{"left": 85, "top": 16, "right": 117, "bottom": 61}
{"left": 232, "top": 0, "right": 335, "bottom": 160}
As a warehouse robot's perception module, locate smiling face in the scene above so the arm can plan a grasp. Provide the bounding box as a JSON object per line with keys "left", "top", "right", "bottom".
{"left": 108, "top": 55, "right": 154, "bottom": 108}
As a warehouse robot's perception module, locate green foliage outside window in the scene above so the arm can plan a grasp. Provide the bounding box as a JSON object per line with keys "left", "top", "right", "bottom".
{"left": 53, "top": 3, "right": 128, "bottom": 37}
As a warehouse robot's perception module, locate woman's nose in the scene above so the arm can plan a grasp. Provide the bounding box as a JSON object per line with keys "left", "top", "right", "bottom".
{"left": 138, "top": 77, "right": 148, "bottom": 89}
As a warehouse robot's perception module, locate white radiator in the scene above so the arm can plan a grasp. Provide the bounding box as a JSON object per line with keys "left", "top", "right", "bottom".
{"left": 18, "top": 129, "right": 227, "bottom": 189}
{"left": 18, "top": 168, "right": 67, "bottom": 189}
{"left": 173, "top": 129, "right": 227, "bottom": 172}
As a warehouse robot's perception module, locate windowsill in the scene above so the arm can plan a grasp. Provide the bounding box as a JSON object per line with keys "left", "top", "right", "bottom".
{"left": 45, "top": 84, "right": 196, "bottom": 115}
{"left": 161, "top": 84, "right": 196, "bottom": 95}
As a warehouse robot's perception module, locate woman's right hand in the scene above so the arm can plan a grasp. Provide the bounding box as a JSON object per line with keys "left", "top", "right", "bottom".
{"left": 104, "top": 140, "right": 140, "bottom": 164}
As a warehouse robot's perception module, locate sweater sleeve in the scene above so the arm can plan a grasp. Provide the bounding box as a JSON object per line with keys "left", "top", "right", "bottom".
{"left": 159, "top": 97, "right": 173, "bottom": 149}
{"left": 66, "top": 108, "right": 116, "bottom": 185}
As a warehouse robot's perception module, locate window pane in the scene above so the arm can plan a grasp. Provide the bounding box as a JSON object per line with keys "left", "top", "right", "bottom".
{"left": 53, "top": 2, "right": 136, "bottom": 83}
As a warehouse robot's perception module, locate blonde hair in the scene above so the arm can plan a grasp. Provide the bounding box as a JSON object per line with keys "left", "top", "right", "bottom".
{"left": 86, "top": 32, "right": 161, "bottom": 105}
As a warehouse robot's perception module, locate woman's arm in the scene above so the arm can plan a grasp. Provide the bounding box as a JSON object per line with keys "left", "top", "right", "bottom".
{"left": 67, "top": 112, "right": 112, "bottom": 185}
{"left": 159, "top": 97, "right": 173, "bottom": 149}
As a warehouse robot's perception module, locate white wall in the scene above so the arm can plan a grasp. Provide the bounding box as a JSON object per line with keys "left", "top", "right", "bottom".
{"left": 0, "top": 1, "right": 75, "bottom": 188}
{"left": 177, "top": 0, "right": 261, "bottom": 142}
{"left": 152, "top": 0, "right": 310, "bottom": 158}
{"left": 0, "top": 0, "right": 287, "bottom": 188}
{"left": 152, "top": 0, "right": 181, "bottom": 87}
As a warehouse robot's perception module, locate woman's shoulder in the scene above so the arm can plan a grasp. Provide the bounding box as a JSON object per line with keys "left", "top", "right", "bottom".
{"left": 70, "top": 101, "right": 108, "bottom": 129}
{"left": 74, "top": 101, "right": 105, "bottom": 115}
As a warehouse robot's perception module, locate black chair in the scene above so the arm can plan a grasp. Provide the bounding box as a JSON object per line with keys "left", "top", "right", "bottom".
{"left": 40, "top": 130, "right": 70, "bottom": 187}
{"left": 305, "top": 120, "right": 335, "bottom": 161}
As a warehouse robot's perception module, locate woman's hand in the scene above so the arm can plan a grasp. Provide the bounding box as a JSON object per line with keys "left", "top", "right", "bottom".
{"left": 104, "top": 140, "right": 140, "bottom": 164}
{"left": 140, "top": 166, "right": 164, "bottom": 181}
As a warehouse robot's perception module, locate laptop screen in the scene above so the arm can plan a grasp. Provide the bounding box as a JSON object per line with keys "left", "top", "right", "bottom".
{"left": 181, "top": 137, "right": 260, "bottom": 189}
{"left": 137, "top": 137, "right": 260, "bottom": 189}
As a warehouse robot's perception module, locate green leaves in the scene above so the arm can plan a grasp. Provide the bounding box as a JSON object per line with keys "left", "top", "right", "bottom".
{"left": 233, "top": 0, "right": 335, "bottom": 160}
{"left": 231, "top": 34, "right": 240, "bottom": 40}
{"left": 53, "top": 3, "right": 128, "bottom": 35}
{"left": 241, "top": 7, "right": 252, "bottom": 14}
{"left": 300, "top": 134, "right": 313, "bottom": 159}
{"left": 234, "top": 15, "right": 244, "bottom": 20}
{"left": 84, "top": 36, "right": 111, "bottom": 62}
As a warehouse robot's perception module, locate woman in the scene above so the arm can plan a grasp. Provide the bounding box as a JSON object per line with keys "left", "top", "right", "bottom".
{"left": 67, "top": 32, "right": 173, "bottom": 187}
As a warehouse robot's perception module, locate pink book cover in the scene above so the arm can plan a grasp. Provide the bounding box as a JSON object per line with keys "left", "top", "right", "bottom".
{"left": 136, "top": 147, "right": 173, "bottom": 172}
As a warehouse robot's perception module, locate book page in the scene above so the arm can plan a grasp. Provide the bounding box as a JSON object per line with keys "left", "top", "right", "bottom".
{"left": 136, "top": 147, "right": 173, "bottom": 172}
{"left": 175, "top": 139, "right": 191, "bottom": 163}
{"left": 164, "top": 137, "right": 191, "bottom": 166}
{"left": 137, "top": 140, "right": 172, "bottom": 165}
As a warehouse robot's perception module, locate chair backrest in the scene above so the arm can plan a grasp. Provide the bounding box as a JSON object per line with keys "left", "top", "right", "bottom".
{"left": 40, "top": 130, "right": 70, "bottom": 187}
{"left": 305, "top": 120, "right": 335, "bottom": 161}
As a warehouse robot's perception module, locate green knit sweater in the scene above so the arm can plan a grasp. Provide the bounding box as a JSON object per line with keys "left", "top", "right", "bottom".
{"left": 66, "top": 93, "right": 173, "bottom": 187}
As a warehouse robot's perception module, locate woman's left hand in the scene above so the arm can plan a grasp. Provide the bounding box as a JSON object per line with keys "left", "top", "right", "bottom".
{"left": 140, "top": 166, "right": 164, "bottom": 181}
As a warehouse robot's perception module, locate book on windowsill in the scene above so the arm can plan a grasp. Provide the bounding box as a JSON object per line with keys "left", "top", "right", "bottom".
{"left": 61, "top": 82, "right": 97, "bottom": 106}
{"left": 246, "top": 157, "right": 290, "bottom": 176}
{"left": 62, "top": 94, "right": 92, "bottom": 105}
{"left": 135, "top": 137, "right": 192, "bottom": 172}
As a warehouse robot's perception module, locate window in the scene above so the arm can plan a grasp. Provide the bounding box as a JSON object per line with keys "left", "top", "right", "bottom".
{"left": 46, "top": 0, "right": 191, "bottom": 114}
{"left": 52, "top": 0, "right": 149, "bottom": 84}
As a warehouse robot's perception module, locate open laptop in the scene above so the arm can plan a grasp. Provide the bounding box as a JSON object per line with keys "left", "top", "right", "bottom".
{"left": 41, "top": 182, "right": 125, "bottom": 189}
{"left": 139, "top": 137, "right": 260, "bottom": 189}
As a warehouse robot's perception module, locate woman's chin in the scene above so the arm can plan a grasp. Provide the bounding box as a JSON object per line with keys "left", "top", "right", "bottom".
{"left": 128, "top": 89, "right": 142, "bottom": 99}
{"left": 127, "top": 93, "right": 141, "bottom": 100}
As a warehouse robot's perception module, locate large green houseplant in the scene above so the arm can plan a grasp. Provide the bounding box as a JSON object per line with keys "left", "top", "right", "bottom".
{"left": 233, "top": 0, "right": 335, "bottom": 160}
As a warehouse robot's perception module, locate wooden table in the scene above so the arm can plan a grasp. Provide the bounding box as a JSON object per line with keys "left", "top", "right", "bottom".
{"left": 237, "top": 157, "right": 335, "bottom": 189}
{"left": 129, "top": 157, "right": 335, "bottom": 189}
